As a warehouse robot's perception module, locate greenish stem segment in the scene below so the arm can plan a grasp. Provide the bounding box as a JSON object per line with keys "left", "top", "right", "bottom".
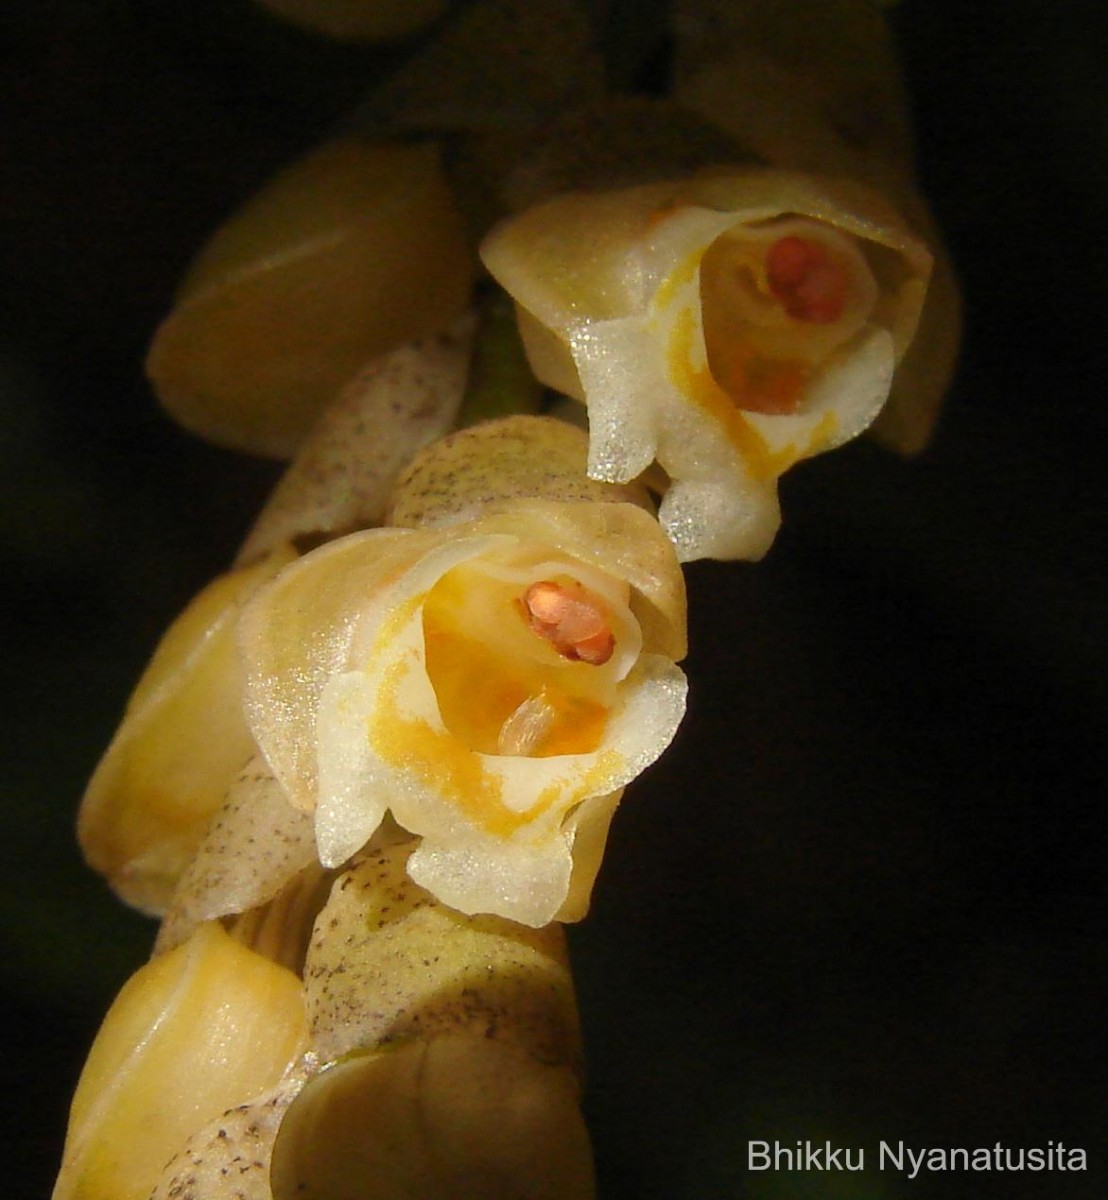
{"left": 455, "top": 289, "right": 544, "bottom": 429}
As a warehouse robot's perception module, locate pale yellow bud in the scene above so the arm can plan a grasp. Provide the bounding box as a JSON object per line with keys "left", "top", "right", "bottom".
{"left": 78, "top": 545, "right": 295, "bottom": 914}
{"left": 147, "top": 139, "right": 475, "bottom": 458}
{"left": 53, "top": 923, "right": 308, "bottom": 1200}
{"left": 270, "top": 1036, "right": 595, "bottom": 1200}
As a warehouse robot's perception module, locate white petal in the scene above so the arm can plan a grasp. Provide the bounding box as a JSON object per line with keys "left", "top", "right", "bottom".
{"left": 660, "top": 476, "right": 780, "bottom": 563}
{"left": 570, "top": 317, "right": 666, "bottom": 483}
{"left": 407, "top": 835, "right": 574, "bottom": 929}
{"left": 314, "top": 672, "right": 390, "bottom": 867}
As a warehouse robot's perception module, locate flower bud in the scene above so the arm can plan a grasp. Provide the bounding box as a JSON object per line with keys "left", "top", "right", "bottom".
{"left": 673, "top": 0, "right": 916, "bottom": 178}
{"left": 147, "top": 139, "right": 474, "bottom": 458}
{"left": 270, "top": 1036, "right": 595, "bottom": 1200}
{"left": 54, "top": 923, "right": 308, "bottom": 1200}
{"left": 78, "top": 546, "right": 296, "bottom": 914}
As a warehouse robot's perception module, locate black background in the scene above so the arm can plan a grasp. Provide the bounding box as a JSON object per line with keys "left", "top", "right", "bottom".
{"left": 2, "top": 2, "right": 1105, "bottom": 1197}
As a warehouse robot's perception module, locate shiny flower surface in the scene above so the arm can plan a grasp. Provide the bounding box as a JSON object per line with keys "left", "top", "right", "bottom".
{"left": 239, "top": 500, "right": 686, "bottom": 927}
{"left": 481, "top": 167, "right": 932, "bottom": 561}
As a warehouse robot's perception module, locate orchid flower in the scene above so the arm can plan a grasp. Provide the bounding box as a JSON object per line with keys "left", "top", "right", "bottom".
{"left": 239, "top": 491, "right": 687, "bottom": 928}
{"left": 53, "top": 2, "right": 961, "bottom": 1197}
{"left": 481, "top": 167, "right": 933, "bottom": 561}
{"left": 78, "top": 412, "right": 687, "bottom": 930}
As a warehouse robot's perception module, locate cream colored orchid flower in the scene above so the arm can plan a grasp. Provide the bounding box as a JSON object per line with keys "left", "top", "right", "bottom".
{"left": 671, "top": 0, "right": 961, "bottom": 456}
{"left": 238, "top": 499, "right": 687, "bottom": 927}
{"left": 480, "top": 167, "right": 933, "bottom": 561}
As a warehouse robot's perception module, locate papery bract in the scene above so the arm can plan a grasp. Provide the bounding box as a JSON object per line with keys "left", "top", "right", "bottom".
{"left": 480, "top": 168, "right": 932, "bottom": 561}
{"left": 151, "top": 1076, "right": 306, "bottom": 1200}
{"left": 239, "top": 500, "right": 687, "bottom": 927}
{"left": 237, "top": 315, "right": 476, "bottom": 567}
{"left": 385, "top": 413, "right": 654, "bottom": 529}
{"left": 304, "top": 837, "right": 580, "bottom": 1065}
{"left": 154, "top": 755, "right": 318, "bottom": 955}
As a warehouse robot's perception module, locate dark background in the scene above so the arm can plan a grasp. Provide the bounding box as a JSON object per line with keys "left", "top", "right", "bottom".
{"left": 2, "top": 2, "right": 1105, "bottom": 1197}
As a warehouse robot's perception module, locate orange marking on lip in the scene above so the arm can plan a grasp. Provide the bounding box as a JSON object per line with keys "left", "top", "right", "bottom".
{"left": 667, "top": 307, "right": 839, "bottom": 475}
{"left": 709, "top": 343, "right": 809, "bottom": 417}
{"left": 369, "top": 658, "right": 525, "bottom": 838}
{"left": 668, "top": 309, "right": 794, "bottom": 480}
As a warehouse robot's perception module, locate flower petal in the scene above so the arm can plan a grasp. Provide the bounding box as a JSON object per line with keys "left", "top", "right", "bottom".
{"left": 238, "top": 527, "right": 443, "bottom": 813}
